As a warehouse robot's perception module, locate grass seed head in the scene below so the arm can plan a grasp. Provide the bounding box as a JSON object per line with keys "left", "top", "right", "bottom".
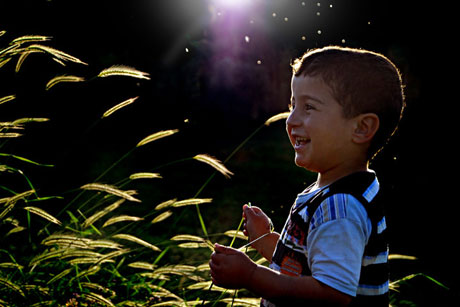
{"left": 264, "top": 112, "right": 290, "bottom": 126}
{"left": 102, "top": 96, "right": 139, "bottom": 118}
{"left": 193, "top": 154, "right": 233, "bottom": 178}
{"left": 98, "top": 65, "right": 150, "bottom": 80}
{"left": 136, "top": 129, "right": 179, "bottom": 147}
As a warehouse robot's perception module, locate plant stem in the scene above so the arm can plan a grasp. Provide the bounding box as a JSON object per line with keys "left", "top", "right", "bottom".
{"left": 223, "top": 124, "right": 264, "bottom": 164}
{"left": 94, "top": 147, "right": 136, "bottom": 183}
{"left": 55, "top": 147, "right": 136, "bottom": 219}
{"left": 191, "top": 123, "right": 265, "bottom": 241}
{"left": 229, "top": 216, "right": 245, "bottom": 248}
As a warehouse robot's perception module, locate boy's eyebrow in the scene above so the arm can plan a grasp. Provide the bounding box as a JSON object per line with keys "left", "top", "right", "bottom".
{"left": 294, "top": 94, "right": 324, "bottom": 104}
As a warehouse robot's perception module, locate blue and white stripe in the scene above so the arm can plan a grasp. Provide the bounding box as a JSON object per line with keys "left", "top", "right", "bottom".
{"left": 357, "top": 281, "right": 389, "bottom": 296}
{"left": 363, "top": 177, "right": 379, "bottom": 202}
{"left": 362, "top": 249, "right": 388, "bottom": 266}
{"left": 309, "top": 193, "right": 348, "bottom": 231}
{"left": 377, "top": 216, "right": 387, "bottom": 234}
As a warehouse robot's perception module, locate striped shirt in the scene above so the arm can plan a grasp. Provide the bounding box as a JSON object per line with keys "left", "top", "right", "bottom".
{"left": 262, "top": 171, "right": 389, "bottom": 306}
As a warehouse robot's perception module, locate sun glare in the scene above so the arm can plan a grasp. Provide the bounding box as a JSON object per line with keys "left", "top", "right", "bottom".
{"left": 213, "top": 0, "right": 250, "bottom": 9}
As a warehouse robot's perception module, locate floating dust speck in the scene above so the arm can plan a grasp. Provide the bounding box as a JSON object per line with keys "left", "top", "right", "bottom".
{"left": 301, "top": 36, "right": 307, "bottom": 41}
{"left": 317, "top": 30, "right": 322, "bottom": 35}
{"left": 317, "top": 2, "right": 321, "bottom": 7}
{"left": 256, "top": 60, "right": 262, "bottom": 65}
{"left": 302, "top": 2, "right": 306, "bottom": 6}
{"left": 245, "top": 35, "right": 250, "bottom": 43}
{"left": 368, "top": 21, "right": 371, "bottom": 25}
{"left": 341, "top": 39, "right": 346, "bottom": 44}
{"left": 185, "top": 47, "right": 189, "bottom": 53}
{"left": 249, "top": 19, "right": 254, "bottom": 24}
{"left": 330, "top": 4, "right": 333, "bottom": 8}
{"left": 316, "top": 12, "right": 321, "bottom": 16}
{"left": 272, "top": 12, "right": 277, "bottom": 17}
{"left": 284, "top": 17, "right": 289, "bottom": 22}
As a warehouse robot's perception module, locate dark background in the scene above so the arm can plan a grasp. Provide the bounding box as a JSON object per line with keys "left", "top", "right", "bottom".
{"left": 1, "top": 0, "right": 457, "bottom": 302}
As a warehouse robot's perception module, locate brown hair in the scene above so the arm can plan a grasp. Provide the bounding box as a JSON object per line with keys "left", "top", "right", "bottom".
{"left": 291, "top": 46, "right": 405, "bottom": 159}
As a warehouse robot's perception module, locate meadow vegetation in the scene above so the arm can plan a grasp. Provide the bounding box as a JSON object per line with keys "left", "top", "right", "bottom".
{"left": 0, "top": 32, "right": 449, "bottom": 306}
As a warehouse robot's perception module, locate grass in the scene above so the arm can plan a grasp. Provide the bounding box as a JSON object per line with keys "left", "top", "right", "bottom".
{"left": 0, "top": 31, "right": 452, "bottom": 307}
{"left": 0, "top": 32, "right": 277, "bottom": 306}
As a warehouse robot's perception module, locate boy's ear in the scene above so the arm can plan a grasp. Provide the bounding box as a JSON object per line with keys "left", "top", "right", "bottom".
{"left": 352, "top": 113, "right": 379, "bottom": 144}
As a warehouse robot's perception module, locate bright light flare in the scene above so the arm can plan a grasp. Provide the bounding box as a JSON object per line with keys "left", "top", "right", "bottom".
{"left": 212, "top": 0, "right": 251, "bottom": 9}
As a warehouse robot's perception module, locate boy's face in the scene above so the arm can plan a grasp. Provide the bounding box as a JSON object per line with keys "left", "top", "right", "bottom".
{"left": 286, "top": 74, "right": 356, "bottom": 173}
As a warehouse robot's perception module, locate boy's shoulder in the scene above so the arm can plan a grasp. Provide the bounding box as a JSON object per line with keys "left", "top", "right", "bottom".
{"left": 296, "top": 171, "right": 378, "bottom": 212}
{"left": 326, "top": 171, "right": 378, "bottom": 199}
{"left": 292, "top": 171, "right": 380, "bottom": 231}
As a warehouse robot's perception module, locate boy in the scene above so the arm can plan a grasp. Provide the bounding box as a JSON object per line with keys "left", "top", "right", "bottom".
{"left": 209, "top": 46, "right": 405, "bottom": 306}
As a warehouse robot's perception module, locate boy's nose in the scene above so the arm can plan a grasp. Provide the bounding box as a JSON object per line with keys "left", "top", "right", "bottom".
{"left": 286, "top": 109, "right": 300, "bottom": 128}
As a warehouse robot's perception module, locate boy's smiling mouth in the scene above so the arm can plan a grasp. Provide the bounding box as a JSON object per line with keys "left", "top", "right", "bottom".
{"left": 295, "top": 137, "right": 309, "bottom": 146}
{"left": 293, "top": 136, "right": 310, "bottom": 150}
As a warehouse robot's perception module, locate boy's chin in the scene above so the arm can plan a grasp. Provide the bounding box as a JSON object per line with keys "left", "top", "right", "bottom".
{"left": 294, "top": 156, "right": 311, "bottom": 170}
{"left": 294, "top": 155, "right": 319, "bottom": 173}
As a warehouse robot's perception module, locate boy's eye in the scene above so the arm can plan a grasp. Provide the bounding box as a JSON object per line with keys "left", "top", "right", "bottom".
{"left": 305, "top": 103, "right": 315, "bottom": 111}
{"left": 289, "top": 102, "right": 315, "bottom": 112}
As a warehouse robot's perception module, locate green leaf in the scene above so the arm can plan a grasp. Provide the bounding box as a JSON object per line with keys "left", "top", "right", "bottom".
{"left": 0, "top": 153, "right": 53, "bottom": 167}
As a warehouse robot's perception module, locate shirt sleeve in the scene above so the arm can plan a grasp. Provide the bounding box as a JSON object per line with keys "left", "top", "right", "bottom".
{"left": 306, "top": 194, "right": 371, "bottom": 297}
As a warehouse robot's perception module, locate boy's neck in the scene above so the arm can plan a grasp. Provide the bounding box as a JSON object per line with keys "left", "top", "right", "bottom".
{"left": 315, "top": 161, "right": 370, "bottom": 189}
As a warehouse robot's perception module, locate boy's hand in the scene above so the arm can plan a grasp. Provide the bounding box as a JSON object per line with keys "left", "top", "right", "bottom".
{"left": 242, "top": 204, "right": 272, "bottom": 251}
{"left": 209, "top": 243, "right": 257, "bottom": 289}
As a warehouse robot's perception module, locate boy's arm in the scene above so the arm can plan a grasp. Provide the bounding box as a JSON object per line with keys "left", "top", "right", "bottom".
{"left": 252, "top": 232, "right": 279, "bottom": 262}
{"left": 250, "top": 262, "right": 352, "bottom": 306}
{"left": 242, "top": 205, "right": 279, "bottom": 262}
{"left": 210, "top": 244, "right": 352, "bottom": 306}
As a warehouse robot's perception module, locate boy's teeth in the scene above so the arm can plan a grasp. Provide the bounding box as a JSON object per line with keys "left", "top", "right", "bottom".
{"left": 295, "top": 137, "right": 308, "bottom": 145}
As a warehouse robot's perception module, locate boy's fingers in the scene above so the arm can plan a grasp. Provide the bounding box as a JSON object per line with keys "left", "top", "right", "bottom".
{"left": 242, "top": 204, "right": 251, "bottom": 218}
{"left": 243, "top": 206, "right": 263, "bottom": 220}
{"left": 214, "top": 243, "right": 231, "bottom": 253}
{"left": 214, "top": 243, "right": 239, "bottom": 255}
{"left": 242, "top": 205, "right": 251, "bottom": 217}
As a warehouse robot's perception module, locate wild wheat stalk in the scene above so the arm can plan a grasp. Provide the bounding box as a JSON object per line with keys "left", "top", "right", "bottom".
{"left": 102, "top": 215, "right": 143, "bottom": 227}
{"left": 151, "top": 210, "right": 173, "bottom": 224}
{"left": 80, "top": 183, "right": 141, "bottom": 203}
{"left": 81, "top": 198, "right": 125, "bottom": 228}
{"left": 0, "top": 94, "right": 15, "bottom": 105}
{"left": 136, "top": 129, "right": 179, "bottom": 147}
{"left": 82, "top": 292, "right": 115, "bottom": 306}
{"left": 45, "top": 75, "right": 85, "bottom": 90}
{"left": 154, "top": 199, "right": 177, "bottom": 210}
{"left": 10, "top": 35, "right": 52, "bottom": 45}
{"left": 264, "top": 112, "right": 290, "bottom": 126}
{"left": 193, "top": 154, "right": 233, "bottom": 179}
{"left": 23, "top": 206, "right": 62, "bottom": 225}
{"left": 0, "top": 132, "right": 22, "bottom": 138}
{"left": 173, "top": 198, "right": 213, "bottom": 208}
{"left": 98, "top": 65, "right": 150, "bottom": 80}
{"left": 0, "top": 277, "right": 25, "bottom": 297}
{"left": 129, "top": 172, "right": 162, "bottom": 180}
{"left": 25, "top": 44, "right": 88, "bottom": 65}
{"left": 112, "top": 234, "right": 161, "bottom": 252}
{"left": 102, "top": 96, "right": 138, "bottom": 118}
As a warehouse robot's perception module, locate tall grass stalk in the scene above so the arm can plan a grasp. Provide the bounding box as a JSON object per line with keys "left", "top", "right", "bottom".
{"left": 181, "top": 117, "right": 287, "bottom": 241}
{"left": 54, "top": 128, "right": 179, "bottom": 221}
